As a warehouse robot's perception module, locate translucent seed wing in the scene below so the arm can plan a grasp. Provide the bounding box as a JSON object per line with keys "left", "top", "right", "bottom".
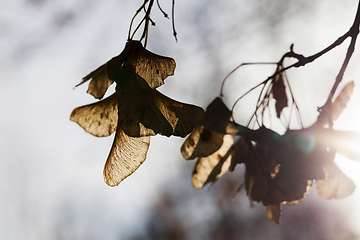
{"left": 70, "top": 94, "right": 118, "bottom": 137}
{"left": 332, "top": 81, "right": 354, "bottom": 121}
{"left": 127, "top": 40, "right": 176, "bottom": 89}
{"left": 103, "top": 127, "right": 150, "bottom": 187}
{"left": 181, "top": 126, "right": 225, "bottom": 160}
{"left": 144, "top": 89, "right": 205, "bottom": 137}
{"left": 191, "top": 134, "right": 234, "bottom": 189}
{"left": 315, "top": 161, "right": 355, "bottom": 199}
{"left": 77, "top": 63, "right": 114, "bottom": 99}
{"left": 265, "top": 204, "right": 281, "bottom": 224}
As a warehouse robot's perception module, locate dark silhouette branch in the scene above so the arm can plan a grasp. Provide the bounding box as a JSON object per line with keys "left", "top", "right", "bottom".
{"left": 327, "top": 1, "right": 360, "bottom": 103}
{"left": 269, "top": 1, "right": 360, "bottom": 89}
{"left": 316, "top": 0, "right": 360, "bottom": 127}
{"left": 231, "top": 1, "right": 360, "bottom": 130}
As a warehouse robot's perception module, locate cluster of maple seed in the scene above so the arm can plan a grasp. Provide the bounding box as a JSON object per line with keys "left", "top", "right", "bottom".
{"left": 181, "top": 65, "right": 358, "bottom": 223}
{"left": 71, "top": 40, "right": 204, "bottom": 186}
{"left": 71, "top": 40, "right": 358, "bottom": 223}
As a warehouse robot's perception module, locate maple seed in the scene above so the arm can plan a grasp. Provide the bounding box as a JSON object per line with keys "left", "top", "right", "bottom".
{"left": 181, "top": 97, "right": 235, "bottom": 189}
{"left": 191, "top": 134, "right": 234, "bottom": 189}
{"left": 332, "top": 81, "right": 354, "bottom": 121}
{"left": 271, "top": 66, "right": 288, "bottom": 118}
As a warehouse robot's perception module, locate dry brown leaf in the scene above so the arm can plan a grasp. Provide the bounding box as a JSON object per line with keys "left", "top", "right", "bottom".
{"left": 265, "top": 204, "right": 281, "bottom": 224}
{"left": 191, "top": 134, "right": 234, "bottom": 189}
{"left": 116, "top": 62, "right": 204, "bottom": 137}
{"left": 271, "top": 66, "right": 288, "bottom": 118}
{"left": 315, "top": 160, "right": 355, "bottom": 199}
{"left": 332, "top": 81, "right": 354, "bottom": 121}
{"left": 103, "top": 127, "right": 150, "bottom": 187}
{"left": 70, "top": 93, "right": 118, "bottom": 137}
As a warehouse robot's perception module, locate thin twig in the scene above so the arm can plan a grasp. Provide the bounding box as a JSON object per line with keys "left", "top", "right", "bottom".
{"left": 131, "top": 17, "right": 146, "bottom": 39}
{"left": 246, "top": 80, "right": 271, "bottom": 127}
{"left": 327, "top": 2, "right": 360, "bottom": 102}
{"left": 231, "top": 79, "right": 270, "bottom": 124}
{"left": 172, "top": 0, "right": 178, "bottom": 41}
{"left": 157, "top": 0, "right": 169, "bottom": 18}
{"left": 128, "top": 0, "right": 149, "bottom": 40}
{"left": 140, "top": 0, "right": 155, "bottom": 47}
{"left": 220, "top": 62, "right": 277, "bottom": 97}
{"left": 283, "top": 70, "right": 304, "bottom": 128}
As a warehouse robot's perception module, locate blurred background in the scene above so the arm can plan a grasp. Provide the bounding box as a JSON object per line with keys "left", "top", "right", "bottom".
{"left": 1, "top": 0, "right": 360, "bottom": 239}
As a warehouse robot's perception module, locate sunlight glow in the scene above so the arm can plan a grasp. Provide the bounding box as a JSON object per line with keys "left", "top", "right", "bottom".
{"left": 332, "top": 108, "right": 360, "bottom": 235}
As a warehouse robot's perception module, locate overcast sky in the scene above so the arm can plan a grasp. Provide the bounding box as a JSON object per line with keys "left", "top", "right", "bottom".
{"left": 1, "top": 0, "right": 360, "bottom": 239}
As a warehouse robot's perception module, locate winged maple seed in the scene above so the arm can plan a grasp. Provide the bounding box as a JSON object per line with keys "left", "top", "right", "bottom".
{"left": 271, "top": 65, "right": 288, "bottom": 118}
{"left": 71, "top": 40, "right": 205, "bottom": 186}
{"left": 181, "top": 97, "right": 236, "bottom": 189}
{"left": 331, "top": 81, "right": 354, "bottom": 121}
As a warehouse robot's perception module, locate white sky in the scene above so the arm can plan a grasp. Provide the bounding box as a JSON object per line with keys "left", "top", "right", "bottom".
{"left": 1, "top": 0, "right": 360, "bottom": 239}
